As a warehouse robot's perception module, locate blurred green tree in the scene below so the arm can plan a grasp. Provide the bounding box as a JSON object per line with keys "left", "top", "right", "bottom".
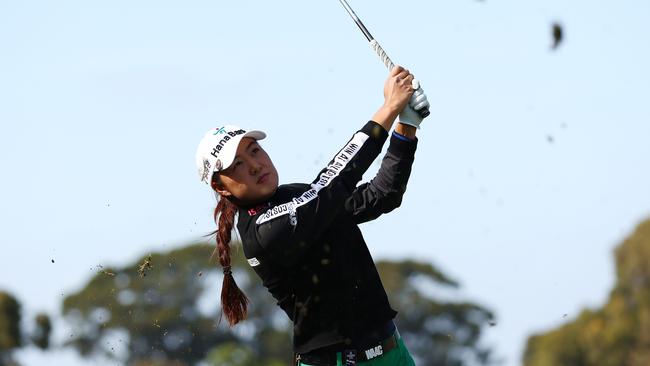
{"left": 203, "top": 342, "right": 284, "bottom": 366}
{"left": 524, "top": 218, "right": 650, "bottom": 366}
{"left": 62, "top": 243, "right": 494, "bottom": 365}
{"left": 62, "top": 244, "right": 290, "bottom": 365}
{"left": 378, "top": 260, "right": 495, "bottom": 365}
{"left": 31, "top": 313, "right": 51, "bottom": 350}
{"left": 0, "top": 291, "right": 21, "bottom": 366}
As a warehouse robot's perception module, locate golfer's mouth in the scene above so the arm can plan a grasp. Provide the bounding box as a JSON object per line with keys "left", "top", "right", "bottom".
{"left": 257, "top": 173, "right": 270, "bottom": 184}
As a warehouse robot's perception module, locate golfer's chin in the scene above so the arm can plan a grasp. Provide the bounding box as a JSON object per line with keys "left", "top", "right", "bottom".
{"left": 237, "top": 178, "right": 279, "bottom": 207}
{"left": 256, "top": 183, "right": 278, "bottom": 202}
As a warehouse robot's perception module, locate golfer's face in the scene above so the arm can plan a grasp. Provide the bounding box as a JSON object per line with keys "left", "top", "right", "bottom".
{"left": 218, "top": 137, "right": 278, "bottom": 204}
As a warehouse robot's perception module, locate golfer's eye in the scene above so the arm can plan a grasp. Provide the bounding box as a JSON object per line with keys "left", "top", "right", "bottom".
{"left": 252, "top": 147, "right": 260, "bottom": 154}
{"left": 233, "top": 160, "right": 243, "bottom": 170}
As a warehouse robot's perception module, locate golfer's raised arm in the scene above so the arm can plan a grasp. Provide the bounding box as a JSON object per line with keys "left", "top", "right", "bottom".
{"left": 344, "top": 67, "right": 426, "bottom": 223}
{"left": 251, "top": 120, "right": 387, "bottom": 266}
{"left": 344, "top": 122, "right": 418, "bottom": 223}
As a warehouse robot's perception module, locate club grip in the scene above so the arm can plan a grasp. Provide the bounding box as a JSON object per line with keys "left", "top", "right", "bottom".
{"left": 370, "top": 40, "right": 430, "bottom": 118}
{"left": 370, "top": 39, "right": 395, "bottom": 70}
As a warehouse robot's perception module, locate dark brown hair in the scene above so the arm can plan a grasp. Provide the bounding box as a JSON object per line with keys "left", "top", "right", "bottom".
{"left": 210, "top": 176, "right": 249, "bottom": 326}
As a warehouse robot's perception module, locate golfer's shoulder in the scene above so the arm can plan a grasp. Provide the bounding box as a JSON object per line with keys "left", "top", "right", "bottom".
{"left": 235, "top": 183, "right": 304, "bottom": 226}
{"left": 283, "top": 182, "right": 311, "bottom": 194}
{"left": 236, "top": 206, "right": 267, "bottom": 256}
{"left": 238, "top": 183, "right": 310, "bottom": 228}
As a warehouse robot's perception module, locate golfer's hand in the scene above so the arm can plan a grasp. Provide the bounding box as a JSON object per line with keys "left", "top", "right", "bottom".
{"left": 383, "top": 66, "right": 415, "bottom": 114}
{"left": 398, "top": 105, "right": 423, "bottom": 129}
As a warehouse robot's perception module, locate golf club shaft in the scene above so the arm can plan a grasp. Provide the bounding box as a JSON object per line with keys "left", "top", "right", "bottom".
{"left": 338, "top": 0, "right": 374, "bottom": 42}
{"left": 338, "top": 0, "right": 430, "bottom": 118}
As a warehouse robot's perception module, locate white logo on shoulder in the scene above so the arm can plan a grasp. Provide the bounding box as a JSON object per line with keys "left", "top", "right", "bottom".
{"left": 364, "top": 345, "right": 383, "bottom": 360}
{"left": 247, "top": 257, "right": 260, "bottom": 267}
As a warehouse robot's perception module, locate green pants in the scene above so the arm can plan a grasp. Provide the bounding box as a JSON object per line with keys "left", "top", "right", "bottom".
{"left": 299, "top": 336, "right": 416, "bottom": 366}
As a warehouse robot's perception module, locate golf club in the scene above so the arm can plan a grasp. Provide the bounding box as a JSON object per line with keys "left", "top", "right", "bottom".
{"left": 338, "top": 0, "right": 430, "bottom": 118}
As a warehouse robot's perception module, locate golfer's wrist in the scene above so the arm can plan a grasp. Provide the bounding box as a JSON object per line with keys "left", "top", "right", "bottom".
{"left": 372, "top": 105, "right": 400, "bottom": 131}
{"left": 381, "top": 102, "right": 403, "bottom": 116}
{"left": 395, "top": 123, "right": 416, "bottom": 139}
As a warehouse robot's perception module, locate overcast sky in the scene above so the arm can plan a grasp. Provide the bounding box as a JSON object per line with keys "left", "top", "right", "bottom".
{"left": 1, "top": 0, "right": 649, "bottom": 365}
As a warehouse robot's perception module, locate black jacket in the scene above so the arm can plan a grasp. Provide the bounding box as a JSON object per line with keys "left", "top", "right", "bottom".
{"left": 237, "top": 121, "right": 417, "bottom": 353}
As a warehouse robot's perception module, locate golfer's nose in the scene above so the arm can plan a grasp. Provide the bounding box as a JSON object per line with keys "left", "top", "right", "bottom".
{"left": 249, "top": 160, "right": 261, "bottom": 175}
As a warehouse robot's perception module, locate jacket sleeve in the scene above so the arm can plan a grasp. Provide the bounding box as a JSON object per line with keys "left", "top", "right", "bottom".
{"left": 344, "top": 132, "right": 417, "bottom": 224}
{"left": 251, "top": 121, "right": 388, "bottom": 266}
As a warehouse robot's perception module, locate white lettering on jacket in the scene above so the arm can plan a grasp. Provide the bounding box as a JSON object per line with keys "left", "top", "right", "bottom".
{"left": 255, "top": 132, "right": 369, "bottom": 226}
{"left": 364, "top": 345, "right": 383, "bottom": 359}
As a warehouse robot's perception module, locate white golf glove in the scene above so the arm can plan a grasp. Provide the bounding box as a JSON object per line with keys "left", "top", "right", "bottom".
{"left": 398, "top": 80, "right": 430, "bottom": 129}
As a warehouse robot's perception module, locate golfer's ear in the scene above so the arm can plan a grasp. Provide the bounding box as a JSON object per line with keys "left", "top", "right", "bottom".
{"left": 215, "top": 187, "right": 232, "bottom": 197}
{"left": 211, "top": 174, "right": 232, "bottom": 197}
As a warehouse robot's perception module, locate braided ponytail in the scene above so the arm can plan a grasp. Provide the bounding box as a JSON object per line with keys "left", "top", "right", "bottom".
{"left": 211, "top": 179, "right": 249, "bottom": 326}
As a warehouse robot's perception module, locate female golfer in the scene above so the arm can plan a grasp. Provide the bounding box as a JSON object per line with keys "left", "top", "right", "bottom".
{"left": 195, "top": 66, "right": 428, "bottom": 365}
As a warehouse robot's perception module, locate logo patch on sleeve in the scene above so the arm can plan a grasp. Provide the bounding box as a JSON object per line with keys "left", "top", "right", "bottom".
{"left": 247, "top": 257, "right": 260, "bottom": 267}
